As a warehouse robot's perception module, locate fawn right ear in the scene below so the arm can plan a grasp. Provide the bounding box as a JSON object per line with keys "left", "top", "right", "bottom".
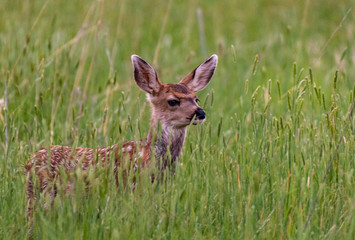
{"left": 179, "top": 54, "right": 218, "bottom": 92}
{"left": 131, "top": 55, "right": 162, "bottom": 95}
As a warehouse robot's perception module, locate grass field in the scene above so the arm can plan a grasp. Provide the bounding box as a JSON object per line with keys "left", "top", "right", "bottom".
{"left": 1, "top": 0, "right": 355, "bottom": 239}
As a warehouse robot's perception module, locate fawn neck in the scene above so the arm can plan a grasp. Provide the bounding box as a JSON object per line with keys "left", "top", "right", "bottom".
{"left": 156, "top": 123, "right": 187, "bottom": 168}
{"left": 145, "top": 117, "right": 187, "bottom": 170}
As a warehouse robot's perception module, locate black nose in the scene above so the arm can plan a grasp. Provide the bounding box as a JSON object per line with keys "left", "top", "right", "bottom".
{"left": 195, "top": 109, "right": 206, "bottom": 120}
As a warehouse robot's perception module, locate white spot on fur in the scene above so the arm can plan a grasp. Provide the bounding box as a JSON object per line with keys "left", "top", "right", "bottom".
{"left": 39, "top": 149, "right": 47, "bottom": 153}
{"left": 122, "top": 145, "right": 133, "bottom": 153}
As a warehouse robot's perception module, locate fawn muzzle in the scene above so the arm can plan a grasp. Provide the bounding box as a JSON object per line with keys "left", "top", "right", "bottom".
{"left": 195, "top": 109, "right": 206, "bottom": 120}
{"left": 192, "top": 108, "right": 206, "bottom": 125}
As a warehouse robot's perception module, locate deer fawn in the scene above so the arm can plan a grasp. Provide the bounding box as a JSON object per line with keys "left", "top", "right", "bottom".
{"left": 25, "top": 54, "right": 218, "bottom": 218}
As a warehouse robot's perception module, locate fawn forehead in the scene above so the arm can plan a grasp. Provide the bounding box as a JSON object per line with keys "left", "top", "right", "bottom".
{"left": 163, "top": 84, "right": 196, "bottom": 99}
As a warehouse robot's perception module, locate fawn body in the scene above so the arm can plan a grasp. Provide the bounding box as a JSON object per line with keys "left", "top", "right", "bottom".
{"left": 25, "top": 54, "right": 218, "bottom": 218}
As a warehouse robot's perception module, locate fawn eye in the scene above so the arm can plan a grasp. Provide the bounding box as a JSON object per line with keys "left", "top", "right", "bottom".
{"left": 168, "top": 100, "right": 180, "bottom": 107}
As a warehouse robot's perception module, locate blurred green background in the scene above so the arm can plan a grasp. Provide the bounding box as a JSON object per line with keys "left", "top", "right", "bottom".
{"left": 0, "top": 0, "right": 354, "bottom": 239}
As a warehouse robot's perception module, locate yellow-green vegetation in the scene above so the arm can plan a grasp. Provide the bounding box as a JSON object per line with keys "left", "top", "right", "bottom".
{"left": 0, "top": 0, "right": 354, "bottom": 239}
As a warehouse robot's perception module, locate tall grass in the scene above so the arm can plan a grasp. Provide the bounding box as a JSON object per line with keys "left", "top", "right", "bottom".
{"left": 0, "top": 0, "right": 354, "bottom": 239}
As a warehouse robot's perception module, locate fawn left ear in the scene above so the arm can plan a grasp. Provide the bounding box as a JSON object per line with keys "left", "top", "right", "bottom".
{"left": 131, "top": 55, "right": 162, "bottom": 95}
{"left": 179, "top": 54, "right": 218, "bottom": 92}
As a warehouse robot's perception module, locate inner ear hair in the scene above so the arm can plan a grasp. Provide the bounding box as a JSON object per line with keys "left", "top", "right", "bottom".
{"left": 131, "top": 55, "right": 162, "bottom": 94}
{"left": 179, "top": 54, "right": 218, "bottom": 92}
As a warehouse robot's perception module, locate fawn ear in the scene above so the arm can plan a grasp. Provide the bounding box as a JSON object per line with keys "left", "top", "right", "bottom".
{"left": 179, "top": 54, "right": 218, "bottom": 92}
{"left": 131, "top": 55, "right": 162, "bottom": 95}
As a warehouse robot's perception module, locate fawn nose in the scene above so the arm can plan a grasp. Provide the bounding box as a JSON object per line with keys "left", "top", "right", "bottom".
{"left": 195, "top": 109, "right": 206, "bottom": 120}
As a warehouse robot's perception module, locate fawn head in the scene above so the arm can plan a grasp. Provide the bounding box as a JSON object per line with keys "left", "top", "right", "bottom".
{"left": 131, "top": 54, "right": 218, "bottom": 129}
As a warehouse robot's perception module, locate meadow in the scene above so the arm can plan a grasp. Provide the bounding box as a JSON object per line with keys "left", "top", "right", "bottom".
{"left": 0, "top": 0, "right": 355, "bottom": 239}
